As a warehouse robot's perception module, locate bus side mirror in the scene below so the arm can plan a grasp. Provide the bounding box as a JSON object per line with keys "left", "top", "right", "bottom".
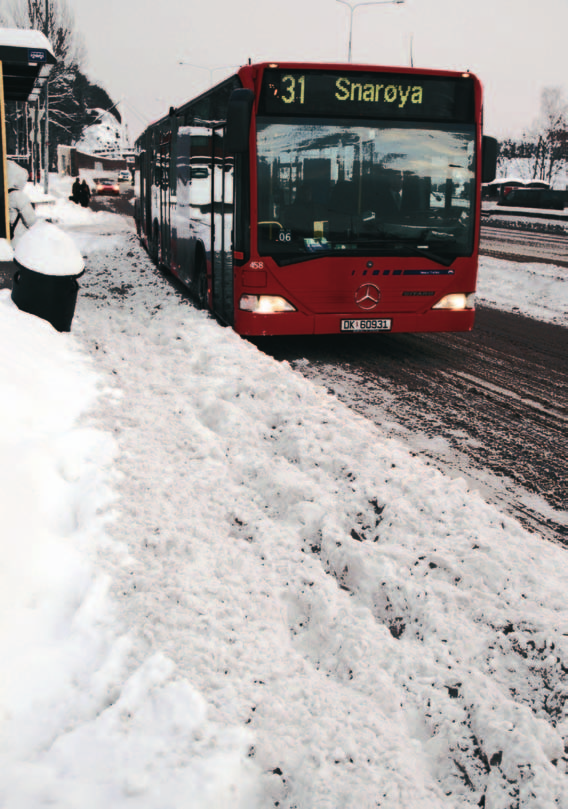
{"left": 482, "top": 136, "right": 499, "bottom": 183}
{"left": 226, "top": 89, "right": 254, "bottom": 153}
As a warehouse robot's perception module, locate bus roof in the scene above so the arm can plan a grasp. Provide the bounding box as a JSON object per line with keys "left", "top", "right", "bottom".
{"left": 240, "top": 61, "right": 477, "bottom": 77}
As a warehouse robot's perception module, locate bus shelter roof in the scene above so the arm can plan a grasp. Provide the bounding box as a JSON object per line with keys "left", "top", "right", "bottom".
{"left": 0, "top": 28, "right": 56, "bottom": 102}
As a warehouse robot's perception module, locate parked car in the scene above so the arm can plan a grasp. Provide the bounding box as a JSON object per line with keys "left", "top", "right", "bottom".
{"left": 94, "top": 177, "right": 120, "bottom": 196}
{"left": 117, "top": 170, "right": 131, "bottom": 182}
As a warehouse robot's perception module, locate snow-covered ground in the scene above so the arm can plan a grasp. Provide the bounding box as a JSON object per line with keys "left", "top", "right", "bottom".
{"left": 0, "top": 177, "right": 567, "bottom": 808}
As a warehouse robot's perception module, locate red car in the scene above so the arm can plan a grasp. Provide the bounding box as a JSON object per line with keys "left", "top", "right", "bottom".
{"left": 94, "top": 177, "right": 120, "bottom": 196}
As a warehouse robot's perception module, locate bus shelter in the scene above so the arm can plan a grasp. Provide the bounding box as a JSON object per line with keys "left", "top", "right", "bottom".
{"left": 0, "top": 28, "right": 56, "bottom": 240}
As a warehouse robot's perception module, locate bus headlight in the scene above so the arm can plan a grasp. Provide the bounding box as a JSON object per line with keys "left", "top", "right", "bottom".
{"left": 432, "top": 293, "right": 475, "bottom": 310}
{"left": 239, "top": 294, "right": 296, "bottom": 313}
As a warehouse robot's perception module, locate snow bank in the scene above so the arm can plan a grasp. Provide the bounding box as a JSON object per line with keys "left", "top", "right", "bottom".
{"left": 0, "top": 291, "right": 259, "bottom": 809}
{"left": 478, "top": 256, "right": 568, "bottom": 324}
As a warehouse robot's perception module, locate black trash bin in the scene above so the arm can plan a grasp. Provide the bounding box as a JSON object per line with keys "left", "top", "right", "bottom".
{"left": 12, "top": 264, "right": 83, "bottom": 332}
{"left": 10, "top": 221, "right": 85, "bottom": 333}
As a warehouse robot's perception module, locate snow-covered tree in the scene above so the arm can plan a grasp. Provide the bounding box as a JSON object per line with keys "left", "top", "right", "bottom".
{"left": 496, "top": 88, "right": 568, "bottom": 186}
{"left": 528, "top": 87, "right": 568, "bottom": 184}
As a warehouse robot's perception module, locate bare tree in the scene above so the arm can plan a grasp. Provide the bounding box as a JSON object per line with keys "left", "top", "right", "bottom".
{"left": 528, "top": 87, "right": 568, "bottom": 185}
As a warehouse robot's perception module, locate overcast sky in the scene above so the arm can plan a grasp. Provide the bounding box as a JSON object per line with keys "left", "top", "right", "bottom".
{"left": 65, "top": 0, "right": 568, "bottom": 142}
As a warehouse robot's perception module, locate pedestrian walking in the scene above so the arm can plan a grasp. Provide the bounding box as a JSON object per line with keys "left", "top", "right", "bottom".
{"left": 70, "top": 177, "right": 81, "bottom": 204}
{"left": 79, "top": 180, "right": 91, "bottom": 208}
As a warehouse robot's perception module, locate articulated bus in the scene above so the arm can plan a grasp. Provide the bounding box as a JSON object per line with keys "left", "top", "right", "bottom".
{"left": 135, "top": 62, "right": 498, "bottom": 336}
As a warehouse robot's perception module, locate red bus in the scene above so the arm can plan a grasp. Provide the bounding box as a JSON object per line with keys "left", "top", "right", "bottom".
{"left": 135, "top": 62, "right": 497, "bottom": 336}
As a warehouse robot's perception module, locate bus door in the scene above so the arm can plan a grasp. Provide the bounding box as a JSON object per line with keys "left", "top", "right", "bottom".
{"left": 138, "top": 151, "right": 150, "bottom": 241}
{"left": 210, "top": 125, "right": 234, "bottom": 325}
{"left": 158, "top": 133, "right": 171, "bottom": 263}
{"left": 0, "top": 62, "right": 8, "bottom": 241}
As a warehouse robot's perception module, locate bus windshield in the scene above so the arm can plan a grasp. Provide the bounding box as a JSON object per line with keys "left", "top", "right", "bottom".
{"left": 257, "top": 118, "right": 476, "bottom": 265}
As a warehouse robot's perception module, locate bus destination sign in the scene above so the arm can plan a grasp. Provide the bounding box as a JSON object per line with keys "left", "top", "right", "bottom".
{"left": 259, "top": 69, "right": 474, "bottom": 123}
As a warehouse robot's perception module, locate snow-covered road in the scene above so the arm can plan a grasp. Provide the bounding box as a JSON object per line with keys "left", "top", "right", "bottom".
{"left": 1, "top": 186, "right": 567, "bottom": 808}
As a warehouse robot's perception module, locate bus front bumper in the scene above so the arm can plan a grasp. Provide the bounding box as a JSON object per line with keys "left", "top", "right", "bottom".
{"left": 234, "top": 308, "right": 476, "bottom": 336}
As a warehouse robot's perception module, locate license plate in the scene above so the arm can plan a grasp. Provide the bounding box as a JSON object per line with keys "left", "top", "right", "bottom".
{"left": 340, "top": 318, "right": 392, "bottom": 332}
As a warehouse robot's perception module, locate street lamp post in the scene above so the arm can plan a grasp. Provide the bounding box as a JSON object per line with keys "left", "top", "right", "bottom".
{"left": 336, "top": 0, "right": 405, "bottom": 63}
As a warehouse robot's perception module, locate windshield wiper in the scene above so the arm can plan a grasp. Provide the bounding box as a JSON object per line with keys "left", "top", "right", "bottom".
{"left": 399, "top": 243, "right": 456, "bottom": 267}
{"left": 354, "top": 238, "right": 457, "bottom": 267}
{"left": 270, "top": 236, "right": 459, "bottom": 268}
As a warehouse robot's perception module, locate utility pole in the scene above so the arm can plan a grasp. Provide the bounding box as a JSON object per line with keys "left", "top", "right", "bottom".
{"left": 42, "top": 0, "right": 49, "bottom": 193}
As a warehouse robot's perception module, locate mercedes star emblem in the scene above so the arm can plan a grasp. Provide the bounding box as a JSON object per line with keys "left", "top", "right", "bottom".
{"left": 355, "top": 283, "right": 381, "bottom": 310}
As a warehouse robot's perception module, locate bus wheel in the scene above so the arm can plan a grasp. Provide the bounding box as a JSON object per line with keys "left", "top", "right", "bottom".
{"left": 195, "top": 255, "right": 208, "bottom": 310}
